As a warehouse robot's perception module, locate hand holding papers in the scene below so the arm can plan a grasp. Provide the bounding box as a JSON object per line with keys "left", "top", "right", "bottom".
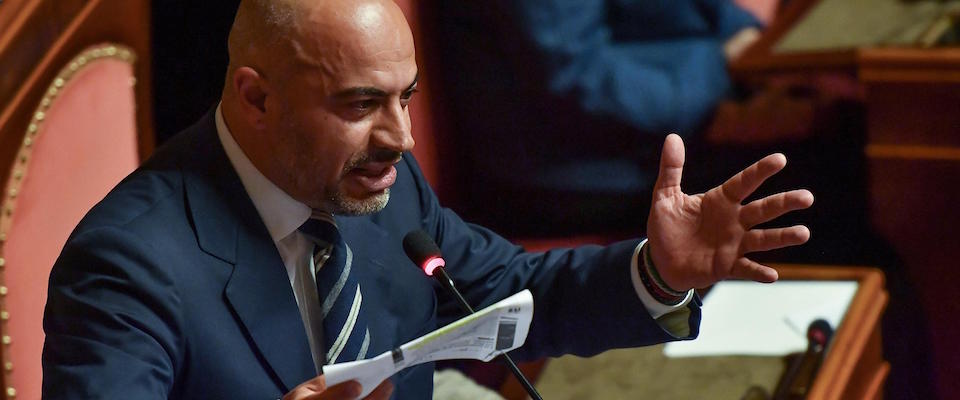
{"left": 323, "top": 290, "right": 534, "bottom": 398}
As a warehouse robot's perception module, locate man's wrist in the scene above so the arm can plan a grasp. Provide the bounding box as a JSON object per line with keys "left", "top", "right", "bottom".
{"left": 639, "top": 242, "right": 686, "bottom": 305}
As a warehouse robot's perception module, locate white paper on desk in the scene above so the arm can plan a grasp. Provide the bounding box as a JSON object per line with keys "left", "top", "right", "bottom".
{"left": 664, "top": 280, "right": 858, "bottom": 357}
{"left": 323, "top": 289, "right": 533, "bottom": 397}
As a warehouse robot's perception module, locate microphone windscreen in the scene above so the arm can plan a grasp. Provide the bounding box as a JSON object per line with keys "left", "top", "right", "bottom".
{"left": 807, "top": 319, "right": 833, "bottom": 346}
{"left": 403, "top": 230, "right": 442, "bottom": 266}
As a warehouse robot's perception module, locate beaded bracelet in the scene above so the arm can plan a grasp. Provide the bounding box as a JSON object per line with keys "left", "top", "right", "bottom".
{"left": 639, "top": 243, "right": 686, "bottom": 305}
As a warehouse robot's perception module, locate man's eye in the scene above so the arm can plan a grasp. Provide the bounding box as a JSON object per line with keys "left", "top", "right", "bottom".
{"left": 402, "top": 89, "right": 419, "bottom": 101}
{"left": 352, "top": 100, "right": 377, "bottom": 112}
{"left": 400, "top": 89, "right": 418, "bottom": 107}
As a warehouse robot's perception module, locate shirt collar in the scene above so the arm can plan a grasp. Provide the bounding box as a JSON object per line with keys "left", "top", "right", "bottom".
{"left": 214, "top": 103, "right": 314, "bottom": 243}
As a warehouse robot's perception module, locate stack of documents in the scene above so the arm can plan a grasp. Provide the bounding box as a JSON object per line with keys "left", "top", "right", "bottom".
{"left": 325, "top": 290, "right": 534, "bottom": 397}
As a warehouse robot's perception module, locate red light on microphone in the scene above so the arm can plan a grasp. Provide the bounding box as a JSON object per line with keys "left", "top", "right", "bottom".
{"left": 422, "top": 256, "right": 445, "bottom": 276}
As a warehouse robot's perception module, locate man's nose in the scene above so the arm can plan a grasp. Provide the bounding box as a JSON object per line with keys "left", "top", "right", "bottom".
{"left": 375, "top": 102, "right": 415, "bottom": 153}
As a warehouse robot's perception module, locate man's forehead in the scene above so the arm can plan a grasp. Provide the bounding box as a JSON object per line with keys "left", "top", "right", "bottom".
{"left": 287, "top": 1, "right": 414, "bottom": 67}
{"left": 283, "top": 2, "right": 416, "bottom": 93}
{"left": 296, "top": 0, "right": 411, "bottom": 42}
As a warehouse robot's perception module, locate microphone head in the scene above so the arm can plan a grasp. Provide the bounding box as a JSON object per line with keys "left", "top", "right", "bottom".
{"left": 403, "top": 230, "right": 445, "bottom": 276}
{"left": 807, "top": 319, "right": 833, "bottom": 347}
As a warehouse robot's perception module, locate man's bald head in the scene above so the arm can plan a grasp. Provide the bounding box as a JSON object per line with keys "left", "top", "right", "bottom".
{"left": 225, "top": 0, "right": 413, "bottom": 91}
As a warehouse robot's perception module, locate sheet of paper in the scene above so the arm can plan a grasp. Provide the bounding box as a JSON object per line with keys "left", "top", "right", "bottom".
{"left": 323, "top": 289, "right": 534, "bottom": 397}
{"left": 664, "top": 280, "right": 857, "bottom": 357}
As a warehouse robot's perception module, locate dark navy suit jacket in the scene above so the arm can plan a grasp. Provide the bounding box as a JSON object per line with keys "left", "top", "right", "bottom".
{"left": 42, "top": 111, "right": 701, "bottom": 399}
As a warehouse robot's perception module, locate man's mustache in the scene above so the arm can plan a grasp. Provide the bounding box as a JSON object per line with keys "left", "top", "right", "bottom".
{"left": 345, "top": 149, "right": 403, "bottom": 170}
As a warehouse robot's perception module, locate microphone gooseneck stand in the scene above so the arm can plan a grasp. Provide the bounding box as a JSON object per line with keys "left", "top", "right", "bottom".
{"left": 431, "top": 266, "right": 544, "bottom": 400}
{"left": 403, "top": 230, "right": 544, "bottom": 400}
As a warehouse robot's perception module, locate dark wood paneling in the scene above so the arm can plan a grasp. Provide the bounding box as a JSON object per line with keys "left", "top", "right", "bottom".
{"left": 0, "top": 0, "right": 90, "bottom": 114}
{"left": 865, "top": 82, "right": 960, "bottom": 148}
{"left": 862, "top": 52, "right": 960, "bottom": 399}
{"left": 0, "top": 0, "right": 31, "bottom": 41}
{"left": 868, "top": 158, "right": 960, "bottom": 398}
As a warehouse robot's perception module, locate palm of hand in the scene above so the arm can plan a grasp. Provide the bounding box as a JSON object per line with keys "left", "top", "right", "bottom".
{"left": 646, "top": 135, "right": 813, "bottom": 291}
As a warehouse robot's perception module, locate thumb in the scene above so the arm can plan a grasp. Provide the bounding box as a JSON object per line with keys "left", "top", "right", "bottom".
{"left": 317, "top": 381, "right": 362, "bottom": 399}
{"left": 654, "top": 134, "right": 685, "bottom": 193}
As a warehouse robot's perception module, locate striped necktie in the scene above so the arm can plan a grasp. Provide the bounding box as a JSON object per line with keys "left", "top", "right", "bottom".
{"left": 299, "top": 218, "right": 370, "bottom": 364}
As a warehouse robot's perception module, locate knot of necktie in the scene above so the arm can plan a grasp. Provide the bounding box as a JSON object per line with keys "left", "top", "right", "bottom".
{"left": 298, "top": 218, "right": 342, "bottom": 249}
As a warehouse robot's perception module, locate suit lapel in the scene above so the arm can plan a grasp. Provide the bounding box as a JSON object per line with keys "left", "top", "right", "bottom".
{"left": 180, "top": 112, "right": 315, "bottom": 391}
{"left": 225, "top": 224, "right": 317, "bottom": 390}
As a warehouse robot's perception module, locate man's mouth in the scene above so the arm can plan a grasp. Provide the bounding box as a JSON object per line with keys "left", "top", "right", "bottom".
{"left": 347, "top": 163, "right": 398, "bottom": 193}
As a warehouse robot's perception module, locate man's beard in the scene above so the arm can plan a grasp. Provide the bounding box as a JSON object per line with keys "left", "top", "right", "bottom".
{"left": 329, "top": 188, "right": 390, "bottom": 216}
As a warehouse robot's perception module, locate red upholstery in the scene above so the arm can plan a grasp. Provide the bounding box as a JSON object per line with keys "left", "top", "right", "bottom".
{"left": 0, "top": 47, "right": 139, "bottom": 399}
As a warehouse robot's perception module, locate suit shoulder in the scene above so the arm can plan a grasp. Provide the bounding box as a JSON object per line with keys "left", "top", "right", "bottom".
{"left": 74, "top": 167, "right": 185, "bottom": 239}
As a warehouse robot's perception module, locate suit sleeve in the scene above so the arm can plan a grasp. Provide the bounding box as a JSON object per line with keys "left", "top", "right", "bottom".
{"left": 401, "top": 156, "right": 701, "bottom": 361}
{"left": 43, "top": 226, "right": 182, "bottom": 399}
{"left": 503, "top": 0, "right": 758, "bottom": 135}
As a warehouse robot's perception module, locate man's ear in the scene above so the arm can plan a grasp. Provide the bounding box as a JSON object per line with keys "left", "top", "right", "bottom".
{"left": 232, "top": 66, "right": 269, "bottom": 129}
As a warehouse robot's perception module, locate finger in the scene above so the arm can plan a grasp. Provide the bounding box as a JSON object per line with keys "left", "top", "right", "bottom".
{"left": 730, "top": 258, "right": 779, "bottom": 283}
{"left": 653, "top": 134, "right": 686, "bottom": 194}
{"left": 315, "top": 381, "right": 362, "bottom": 400}
{"left": 363, "top": 380, "right": 394, "bottom": 400}
{"left": 740, "top": 226, "right": 811, "bottom": 253}
{"left": 283, "top": 375, "right": 327, "bottom": 400}
{"left": 720, "top": 153, "right": 787, "bottom": 203}
{"left": 740, "top": 189, "right": 814, "bottom": 227}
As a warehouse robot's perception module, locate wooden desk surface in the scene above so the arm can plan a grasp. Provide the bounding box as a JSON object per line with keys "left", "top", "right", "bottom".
{"left": 514, "top": 265, "right": 888, "bottom": 400}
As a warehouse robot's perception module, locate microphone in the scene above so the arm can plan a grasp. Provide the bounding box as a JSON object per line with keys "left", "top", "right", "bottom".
{"left": 403, "top": 230, "right": 544, "bottom": 400}
{"left": 773, "top": 319, "right": 833, "bottom": 400}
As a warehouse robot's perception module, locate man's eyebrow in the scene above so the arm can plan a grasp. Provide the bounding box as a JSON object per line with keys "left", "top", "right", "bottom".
{"left": 330, "top": 87, "right": 388, "bottom": 100}
{"left": 329, "top": 73, "right": 420, "bottom": 100}
{"left": 403, "top": 73, "right": 419, "bottom": 93}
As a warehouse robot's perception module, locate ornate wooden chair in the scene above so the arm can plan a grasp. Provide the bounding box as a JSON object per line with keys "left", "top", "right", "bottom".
{"left": 0, "top": 1, "right": 153, "bottom": 398}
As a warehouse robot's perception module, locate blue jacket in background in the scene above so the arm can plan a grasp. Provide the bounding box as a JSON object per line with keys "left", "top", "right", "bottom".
{"left": 430, "top": 0, "right": 758, "bottom": 222}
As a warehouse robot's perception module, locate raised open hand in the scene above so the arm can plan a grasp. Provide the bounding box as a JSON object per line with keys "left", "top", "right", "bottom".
{"left": 646, "top": 134, "right": 814, "bottom": 290}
